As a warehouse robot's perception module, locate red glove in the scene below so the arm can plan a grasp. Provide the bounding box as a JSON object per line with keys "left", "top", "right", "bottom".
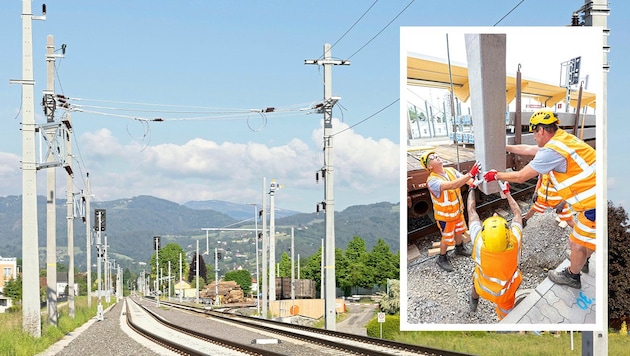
{"left": 483, "top": 170, "right": 498, "bottom": 182}
{"left": 498, "top": 180, "right": 510, "bottom": 195}
{"left": 469, "top": 161, "right": 481, "bottom": 178}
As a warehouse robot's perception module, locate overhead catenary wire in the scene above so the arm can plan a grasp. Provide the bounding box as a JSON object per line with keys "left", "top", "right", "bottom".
{"left": 494, "top": 0, "right": 526, "bottom": 26}
{"left": 319, "top": 0, "right": 380, "bottom": 60}
{"left": 345, "top": 0, "right": 415, "bottom": 61}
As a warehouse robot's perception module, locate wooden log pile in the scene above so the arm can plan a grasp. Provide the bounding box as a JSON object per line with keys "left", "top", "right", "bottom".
{"left": 200, "top": 280, "right": 245, "bottom": 303}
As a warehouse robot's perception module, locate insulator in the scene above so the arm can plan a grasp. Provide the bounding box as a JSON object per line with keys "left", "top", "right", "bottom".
{"left": 315, "top": 172, "right": 319, "bottom": 183}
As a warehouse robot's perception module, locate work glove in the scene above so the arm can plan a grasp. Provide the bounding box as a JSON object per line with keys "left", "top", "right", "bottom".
{"left": 483, "top": 170, "right": 498, "bottom": 182}
{"left": 498, "top": 180, "right": 510, "bottom": 195}
{"left": 532, "top": 192, "right": 538, "bottom": 204}
{"left": 555, "top": 201, "right": 566, "bottom": 213}
{"left": 469, "top": 161, "right": 481, "bottom": 178}
{"left": 469, "top": 178, "right": 484, "bottom": 190}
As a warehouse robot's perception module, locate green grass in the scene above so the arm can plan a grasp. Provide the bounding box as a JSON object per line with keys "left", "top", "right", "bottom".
{"left": 364, "top": 315, "right": 630, "bottom": 355}
{"left": 0, "top": 297, "right": 115, "bottom": 356}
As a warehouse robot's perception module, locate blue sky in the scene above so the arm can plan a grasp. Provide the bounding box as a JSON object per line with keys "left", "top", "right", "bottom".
{"left": 0, "top": 1, "right": 626, "bottom": 213}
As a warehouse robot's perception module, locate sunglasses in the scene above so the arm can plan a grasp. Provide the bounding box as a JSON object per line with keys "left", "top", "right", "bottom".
{"left": 423, "top": 153, "right": 439, "bottom": 168}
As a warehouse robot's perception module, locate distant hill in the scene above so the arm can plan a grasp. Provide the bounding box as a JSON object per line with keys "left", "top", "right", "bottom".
{"left": 0, "top": 195, "right": 399, "bottom": 276}
{"left": 184, "top": 200, "right": 301, "bottom": 220}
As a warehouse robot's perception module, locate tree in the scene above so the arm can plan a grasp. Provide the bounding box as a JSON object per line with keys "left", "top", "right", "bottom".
{"left": 608, "top": 200, "right": 630, "bottom": 328}
{"left": 339, "top": 236, "right": 371, "bottom": 295}
{"left": 366, "top": 239, "right": 400, "bottom": 288}
{"left": 378, "top": 279, "right": 400, "bottom": 314}
{"left": 149, "top": 243, "right": 189, "bottom": 288}
{"left": 224, "top": 269, "right": 253, "bottom": 295}
{"left": 3, "top": 275, "right": 22, "bottom": 301}
{"left": 278, "top": 252, "right": 292, "bottom": 278}
{"left": 335, "top": 247, "right": 350, "bottom": 296}
{"left": 300, "top": 247, "right": 322, "bottom": 292}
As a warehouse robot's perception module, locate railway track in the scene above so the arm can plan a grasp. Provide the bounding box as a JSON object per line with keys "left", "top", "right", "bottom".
{"left": 127, "top": 297, "right": 472, "bottom": 356}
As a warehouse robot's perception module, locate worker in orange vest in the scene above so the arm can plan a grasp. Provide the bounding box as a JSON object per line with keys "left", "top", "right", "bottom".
{"left": 485, "top": 109, "right": 595, "bottom": 289}
{"left": 419, "top": 150, "right": 480, "bottom": 272}
{"left": 468, "top": 179, "right": 524, "bottom": 320}
{"left": 520, "top": 173, "right": 574, "bottom": 229}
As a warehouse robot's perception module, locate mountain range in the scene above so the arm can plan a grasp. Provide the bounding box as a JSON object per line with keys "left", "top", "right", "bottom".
{"left": 0, "top": 195, "right": 400, "bottom": 275}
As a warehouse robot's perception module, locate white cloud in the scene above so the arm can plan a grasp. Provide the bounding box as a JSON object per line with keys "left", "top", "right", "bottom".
{"left": 70, "top": 120, "right": 399, "bottom": 211}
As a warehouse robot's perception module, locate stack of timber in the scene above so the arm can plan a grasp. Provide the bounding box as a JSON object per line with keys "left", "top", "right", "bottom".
{"left": 201, "top": 280, "right": 245, "bottom": 304}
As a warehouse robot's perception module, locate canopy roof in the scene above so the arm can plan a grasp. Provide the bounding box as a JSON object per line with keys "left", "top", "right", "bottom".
{"left": 407, "top": 55, "right": 596, "bottom": 109}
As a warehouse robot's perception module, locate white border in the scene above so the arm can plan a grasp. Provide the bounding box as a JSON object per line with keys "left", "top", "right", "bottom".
{"left": 400, "top": 26, "right": 604, "bottom": 332}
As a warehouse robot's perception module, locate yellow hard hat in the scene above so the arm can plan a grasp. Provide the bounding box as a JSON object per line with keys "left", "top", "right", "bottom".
{"left": 419, "top": 150, "right": 435, "bottom": 170}
{"left": 481, "top": 216, "right": 510, "bottom": 252}
{"left": 529, "top": 109, "right": 559, "bottom": 132}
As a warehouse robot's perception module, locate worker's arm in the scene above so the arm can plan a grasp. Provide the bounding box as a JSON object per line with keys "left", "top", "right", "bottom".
{"left": 440, "top": 174, "right": 473, "bottom": 191}
{"left": 467, "top": 188, "right": 481, "bottom": 226}
{"left": 496, "top": 164, "right": 539, "bottom": 183}
{"left": 506, "top": 144, "right": 539, "bottom": 156}
{"left": 506, "top": 192, "right": 522, "bottom": 226}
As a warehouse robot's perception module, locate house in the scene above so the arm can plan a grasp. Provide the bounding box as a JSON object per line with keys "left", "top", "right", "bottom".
{"left": 173, "top": 280, "right": 197, "bottom": 298}
{"left": 0, "top": 256, "right": 17, "bottom": 313}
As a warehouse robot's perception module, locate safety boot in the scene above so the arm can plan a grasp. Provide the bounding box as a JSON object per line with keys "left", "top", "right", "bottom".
{"left": 548, "top": 267, "right": 581, "bottom": 289}
{"left": 436, "top": 254, "right": 454, "bottom": 272}
{"left": 454, "top": 243, "right": 472, "bottom": 257}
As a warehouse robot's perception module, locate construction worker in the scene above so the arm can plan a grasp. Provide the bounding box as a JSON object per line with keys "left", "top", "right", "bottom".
{"left": 483, "top": 109, "right": 595, "bottom": 289}
{"left": 520, "top": 172, "right": 574, "bottom": 229}
{"left": 419, "top": 150, "right": 480, "bottom": 272}
{"left": 468, "top": 179, "right": 523, "bottom": 320}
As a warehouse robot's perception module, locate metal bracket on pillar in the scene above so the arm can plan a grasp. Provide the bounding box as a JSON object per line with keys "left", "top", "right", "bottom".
{"left": 36, "top": 121, "right": 69, "bottom": 170}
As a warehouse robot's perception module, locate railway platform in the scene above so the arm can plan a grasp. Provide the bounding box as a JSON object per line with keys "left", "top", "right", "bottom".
{"left": 501, "top": 255, "right": 597, "bottom": 325}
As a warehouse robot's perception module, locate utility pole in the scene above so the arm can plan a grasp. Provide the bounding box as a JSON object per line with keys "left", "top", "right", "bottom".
{"left": 179, "top": 252, "right": 183, "bottom": 302}
{"left": 305, "top": 43, "right": 349, "bottom": 331}
{"left": 85, "top": 174, "right": 92, "bottom": 307}
{"left": 11, "top": 0, "right": 46, "bottom": 336}
{"left": 95, "top": 209, "right": 105, "bottom": 320}
{"left": 65, "top": 112, "right": 75, "bottom": 318}
{"left": 214, "top": 247, "right": 220, "bottom": 306}
{"left": 254, "top": 204, "right": 260, "bottom": 315}
{"left": 291, "top": 227, "right": 295, "bottom": 302}
{"left": 268, "top": 179, "right": 280, "bottom": 306}
{"left": 155, "top": 235, "right": 160, "bottom": 307}
{"left": 196, "top": 240, "right": 199, "bottom": 304}
{"left": 578, "top": 1, "right": 609, "bottom": 355}
{"left": 104, "top": 235, "right": 110, "bottom": 303}
{"left": 261, "top": 177, "right": 268, "bottom": 317}
{"left": 44, "top": 34, "right": 58, "bottom": 327}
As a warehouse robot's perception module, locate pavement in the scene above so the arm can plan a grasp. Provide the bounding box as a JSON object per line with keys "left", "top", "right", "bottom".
{"left": 501, "top": 255, "right": 596, "bottom": 325}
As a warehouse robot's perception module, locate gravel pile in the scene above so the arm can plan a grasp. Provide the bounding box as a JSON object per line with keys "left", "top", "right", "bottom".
{"left": 406, "top": 209, "right": 571, "bottom": 325}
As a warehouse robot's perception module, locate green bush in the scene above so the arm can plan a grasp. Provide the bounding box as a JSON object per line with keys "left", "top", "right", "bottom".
{"left": 366, "top": 314, "right": 400, "bottom": 339}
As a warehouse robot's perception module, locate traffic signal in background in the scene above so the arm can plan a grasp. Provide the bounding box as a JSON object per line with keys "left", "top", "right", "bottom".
{"left": 153, "top": 236, "right": 161, "bottom": 251}
{"left": 217, "top": 251, "right": 222, "bottom": 260}
{"left": 94, "top": 209, "right": 106, "bottom": 231}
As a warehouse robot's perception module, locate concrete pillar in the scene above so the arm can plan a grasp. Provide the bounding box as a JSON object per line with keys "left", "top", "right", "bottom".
{"left": 465, "top": 33, "right": 506, "bottom": 195}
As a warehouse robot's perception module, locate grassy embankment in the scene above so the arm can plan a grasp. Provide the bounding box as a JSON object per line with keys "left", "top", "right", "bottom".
{"left": 0, "top": 297, "right": 115, "bottom": 355}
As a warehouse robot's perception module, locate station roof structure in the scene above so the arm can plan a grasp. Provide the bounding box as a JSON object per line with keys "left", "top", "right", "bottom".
{"left": 406, "top": 55, "right": 596, "bottom": 109}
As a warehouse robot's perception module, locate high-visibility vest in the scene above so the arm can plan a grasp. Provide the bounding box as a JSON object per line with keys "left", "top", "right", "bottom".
{"left": 472, "top": 228, "right": 522, "bottom": 306}
{"left": 538, "top": 174, "right": 563, "bottom": 206}
{"left": 428, "top": 167, "right": 464, "bottom": 222}
{"left": 545, "top": 129, "right": 596, "bottom": 212}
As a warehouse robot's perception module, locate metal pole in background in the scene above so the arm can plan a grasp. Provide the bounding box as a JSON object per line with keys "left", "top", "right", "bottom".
{"left": 196, "top": 240, "right": 199, "bottom": 304}
{"left": 306, "top": 43, "right": 349, "bottom": 331}
{"left": 65, "top": 112, "right": 75, "bottom": 318}
{"left": 44, "top": 34, "right": 58, "bottom": 327}
{"left": 85, "top": 174, "right": 92, "bottom": 307}
{"left": 179, "top": 252, "right": 183, "bottom": 302}
{"left": 214, "top": 247, "right": 220, "bottom": 306}
{"left": 291, "top": 227, "right": 295, "bottom": 303}
{"left": 269, "top": 180, "right": 278, "bottom": 307}
{"left": 253, "top": 204, "right": 260, "bottom": 315}
{"left": 261, "top": 177, "right": 268, "bottom": 317}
